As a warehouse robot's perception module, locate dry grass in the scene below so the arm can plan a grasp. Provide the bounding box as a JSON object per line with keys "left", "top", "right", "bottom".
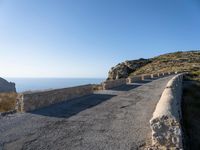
{"left": 182, "top": 76, "right": 200, "bottom": 150}
{"left": 0, "top": 92, "right": 17, "bottom": 112}
{"left": 129, "top": 51, "right": 200, "bottom": 76}
{"left": 185, "top": 71, "right": 200, "bottom": 81}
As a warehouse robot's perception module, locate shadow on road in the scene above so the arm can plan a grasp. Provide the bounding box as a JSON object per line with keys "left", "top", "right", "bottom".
{"left": 30, "top": 94, "right": 116, "bottom": 118}
{"left": 29, "top": 77, "right": 169, "bottom": 118}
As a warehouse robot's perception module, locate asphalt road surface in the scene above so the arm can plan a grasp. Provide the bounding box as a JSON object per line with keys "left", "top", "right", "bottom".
{"left": 0, "top": 75, "right": 174, "bottom": 150}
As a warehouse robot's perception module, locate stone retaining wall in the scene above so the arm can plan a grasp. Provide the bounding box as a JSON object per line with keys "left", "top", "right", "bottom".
{"left": 152, "top": 74, "right": 159, "bottom": 78}
{"left": 102, "top": 78, "right": 126, "bottom": 90}
{"left": 127, "top": 76, "right": 142, "bottom": 84}
{"left": 127, "top": 72, "right": 177, "bottom": 84}
{"left": 149, "top": 74, "right": 184, "bottom": 149}
{"left": 15, "top": 71, "right": 179, "bottom": 112}
{"left": 163, "top": 72, "right": 169, "bottom": 76}
{"left": 142, "top": 74, "right": 152, "bottom": 80}
{"left": 17, "top": 84, "right": 93, "bottom": 112}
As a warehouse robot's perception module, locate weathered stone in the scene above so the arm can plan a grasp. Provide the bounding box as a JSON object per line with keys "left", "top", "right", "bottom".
{"left": 127, "top": 76, "right": 142, "bottom": 83}
{"left": 18, "top": 84, "right": 93, "bottom": 112}
{"left": 149, "top": 74, "right": 184, "bottom": 149}
{"left": 107, "top": 58, "right": 151, "bottom": 80}
{"left": 0, "top": 77, "right": 16, "bottom": 93}
{"left": 102, "top": 78, "right": 126, "bottom": 90}
{"left": 142, "top": 74, "right": 152, "bottom": 80}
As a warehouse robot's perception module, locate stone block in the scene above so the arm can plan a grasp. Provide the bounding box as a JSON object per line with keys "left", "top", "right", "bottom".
{"left": 102, "top": 78, "right": 126, "bottom": 90}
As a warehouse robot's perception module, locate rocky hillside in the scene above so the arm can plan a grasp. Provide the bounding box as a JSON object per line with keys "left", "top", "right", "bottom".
{"left": 107, "top": 58, "right": 151, "bottom": 80}
{"left": 0, "top": 78, "right": 16, "bottom": 93}
{"left": 107, "top": 51, "right": 200, "bottom": 80}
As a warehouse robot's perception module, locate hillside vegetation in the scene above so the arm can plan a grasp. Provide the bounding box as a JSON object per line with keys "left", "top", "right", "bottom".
{"left": 130, "top": 51, "right": 200, "bottom": 76}
{"left": 0, "top": 92, "right": 17, "bottom": 112}
{"left": 182, "top": 74, "right": 200, "bottom": 150}
{"left": 107, "top": 51, "right": 200, "bottom": 80}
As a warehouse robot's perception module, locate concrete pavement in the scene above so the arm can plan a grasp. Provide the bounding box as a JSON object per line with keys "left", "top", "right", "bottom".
{"left": 0, "top": 75, "right": 174, "bottom": 150}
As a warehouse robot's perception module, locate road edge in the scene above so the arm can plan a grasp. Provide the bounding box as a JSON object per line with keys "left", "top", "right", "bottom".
{"left": 149, "top": 74, "right": 184, "bottom": 149}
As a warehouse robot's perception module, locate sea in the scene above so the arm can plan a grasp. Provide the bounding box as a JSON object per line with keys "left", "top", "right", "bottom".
{"left": 5, "top": 78, "right": 105, "bottom": 93}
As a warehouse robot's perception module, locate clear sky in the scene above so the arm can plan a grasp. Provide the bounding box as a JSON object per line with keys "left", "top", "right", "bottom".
{"left": 0, "top": 0, "right": 200, "bottom": 78}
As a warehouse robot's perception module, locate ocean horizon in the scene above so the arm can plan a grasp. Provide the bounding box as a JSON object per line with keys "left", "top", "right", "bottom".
{"left": 5, "top": 78, "right": 106, "bottom": 93}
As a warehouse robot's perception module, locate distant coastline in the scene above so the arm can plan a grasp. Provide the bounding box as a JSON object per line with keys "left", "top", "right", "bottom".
{"left": 4, "top": 78, "right": 105, "bottom": 93}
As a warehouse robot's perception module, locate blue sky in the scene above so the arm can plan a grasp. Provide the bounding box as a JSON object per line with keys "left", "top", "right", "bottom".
{"left": 0, "top": 0, "right": 200, "bottom": 78}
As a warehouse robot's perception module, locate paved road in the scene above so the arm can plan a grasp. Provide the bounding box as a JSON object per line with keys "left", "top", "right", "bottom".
{"left": 0, "top": 76, "right": 174, "bottom": 150}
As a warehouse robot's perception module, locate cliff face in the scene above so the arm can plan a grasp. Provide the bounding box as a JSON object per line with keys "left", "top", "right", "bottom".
{"left": 107, "top": 58, "right": 151, "bottom": 80}
{"left": 107, "top": 51, "right": 200, "bottom": 80}
{"left": 0, "top": 78, "right": 16, "bottom": 93}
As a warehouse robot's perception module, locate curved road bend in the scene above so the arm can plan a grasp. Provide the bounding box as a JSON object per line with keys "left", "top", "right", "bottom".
{"left": 0, "top": 75, "right": 175, "bottom": 150}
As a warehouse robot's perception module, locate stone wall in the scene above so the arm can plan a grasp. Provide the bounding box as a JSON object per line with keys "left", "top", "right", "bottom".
{"left": 102, "top": 78, "right": 126, "bottom": 90}
{"left": 18, "top": 84, "right": 93, "bottom": 112}
{"left": 0, "top": 77, "right": 16, "bottom": 93}
{"left": 15, "top": 72, "right": 178, "bottom": 112}
{"left": 149, "top": 74, "right": 184, "bottom": 149}
{"left": 141, "top": 74, "right": 152, "bottom": 80}
{"left": 168, "top": 72, "right": 174, "bottom": 75}
{"left": 157, "top": 73, "right": 161, "bottom": 77}
{"left": 127, "top": 76, "right": 142, "bottom": 83}
{"left": 162, "top": 72, "right": 168, "bottom": 76}
{"left": 127, "top": 72, "right": 176, "bottom": 84}
{"left": 152, "top": 74, "right": 159, "bottom": 78}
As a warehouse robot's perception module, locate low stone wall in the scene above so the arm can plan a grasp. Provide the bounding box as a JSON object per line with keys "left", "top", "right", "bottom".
{"left": 152, "top": 74, "right": 159, "bottom": 78}
{"left": 105, "top": 70, "right": 178, "bottom": 86}
{"left": 17, "top": 84, "right": 93, "bottom": 112}
{"left": 149, "top": 74, "right": 184, "bottom": 149}
{"left": 10, "top": 72, "right": 180, "bottom": 113}
{"left": 175, "top": 71, "right": 180, "bottom": 74}
{"left": 127, "top": 76, "right": 142, "bottom": 83}
{"left": 164, "top": 72, "right": 169, "bottom": 76}
{"left": 168, "top": 72, "right": 174, "bottom": 75}
{"left": 158, "top": 73, "right": 163, "bottom": 77}
{"left": 142, "top": 74, "right": 152, "bottom": 80}
{"left": 127, "top": 72, "right": 177, "bottom": 84}
{"left": 102, "top": 78, "right": 126, "bottom": 90}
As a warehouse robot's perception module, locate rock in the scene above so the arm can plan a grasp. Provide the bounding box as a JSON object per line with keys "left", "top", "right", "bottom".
{"left": 107, "top": 58, "right": 151, "bottom": 80}
{"left": 0, "top": 77, "right": 16, "bottom": 93}
{"left": 107, "top": 51, "right": 200, "bottom": 79}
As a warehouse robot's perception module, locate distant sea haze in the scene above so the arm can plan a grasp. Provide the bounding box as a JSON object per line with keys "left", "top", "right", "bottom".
{"left": 5, "top": 78, "right": 105, "bottom": 93}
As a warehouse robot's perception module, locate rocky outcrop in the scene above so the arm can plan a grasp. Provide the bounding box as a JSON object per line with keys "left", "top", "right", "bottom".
{"left": 107, "top": 58, "right": 151, "bottom": 80}
{"left": 107, "top": 51, "right": 200, "bottom": 80}
{"left": 0, "top": 77, "right": 16, "bottom": 93}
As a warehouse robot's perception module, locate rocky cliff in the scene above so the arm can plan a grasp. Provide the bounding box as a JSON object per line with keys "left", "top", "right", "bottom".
{"left": 107, "top": 51, "right": 200, "bottom": 80}
{"left": 107, "top": 58, "right": 151, "bottom": 80}
{"left": 0, "top": 78, "right": 16, "bottom": 93}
